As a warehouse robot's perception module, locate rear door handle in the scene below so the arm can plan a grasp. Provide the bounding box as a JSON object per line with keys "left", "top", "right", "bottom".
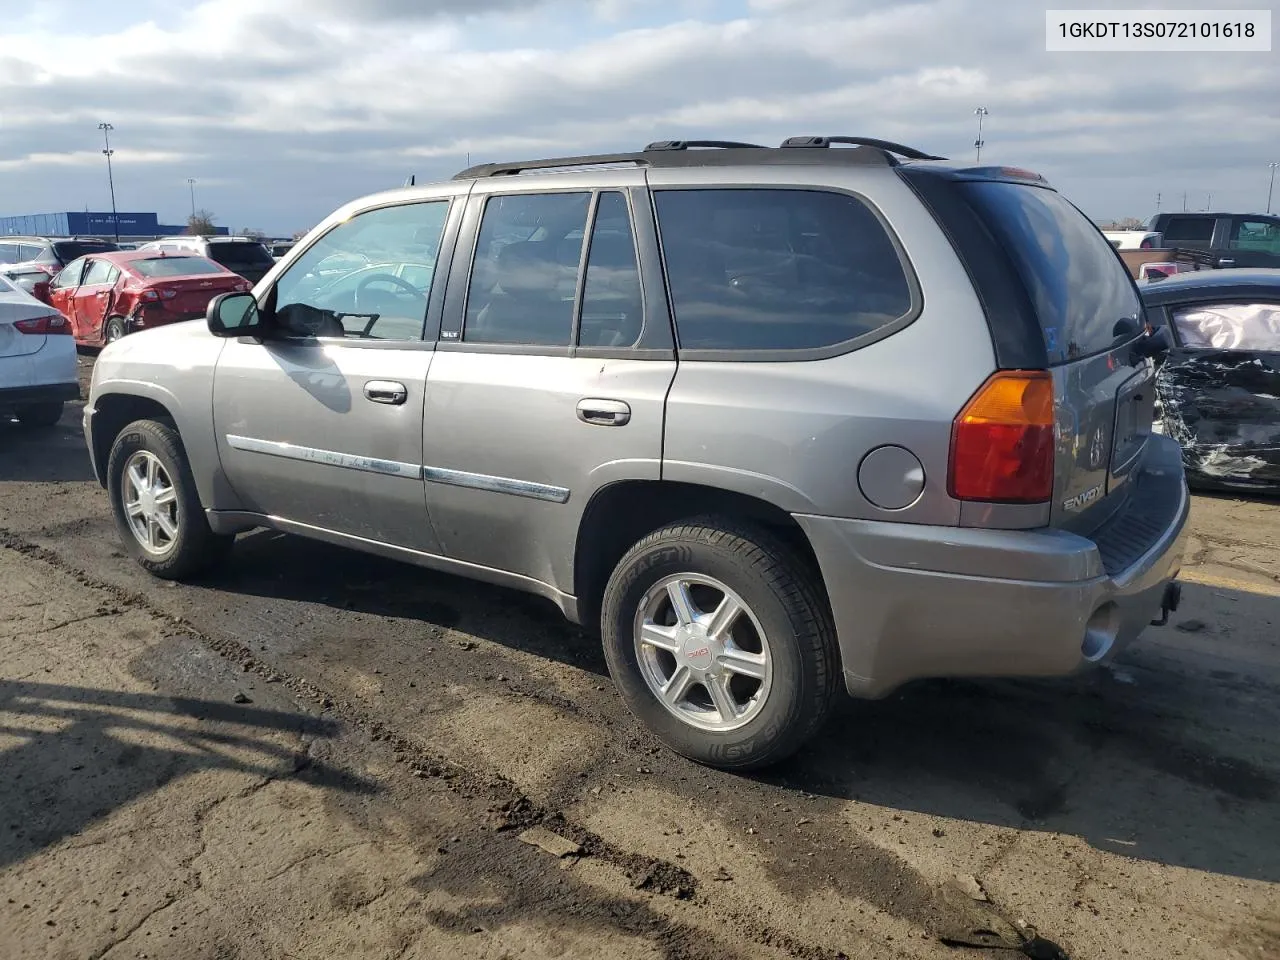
{"left": 577, "top": 398, "right": 631, "bottom": 426}
{"left": 364, "top": 380, "right": 407, "bottom": 405}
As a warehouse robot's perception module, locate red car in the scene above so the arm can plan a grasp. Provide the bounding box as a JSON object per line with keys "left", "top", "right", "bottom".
{"left": 46, "top": 251, "right": 252, "bottom": 346}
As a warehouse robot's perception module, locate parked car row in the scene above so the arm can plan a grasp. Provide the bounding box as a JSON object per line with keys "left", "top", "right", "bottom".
{"left": 0, "top": 272, "right": 79, "bottom": 428}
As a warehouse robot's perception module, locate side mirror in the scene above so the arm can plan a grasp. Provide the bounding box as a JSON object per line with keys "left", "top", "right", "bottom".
{"left": 207, "top": 292, "right": 261, "bottom": 338}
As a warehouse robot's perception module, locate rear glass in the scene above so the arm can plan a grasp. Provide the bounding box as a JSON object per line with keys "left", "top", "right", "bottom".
{"left": 53, "top": 241, "right": 119, "bottom": 261}
{"left": 131, "top": 256, "right": 225, "bottom": 278}
{"left": 209, "top": 242, "right": 274, "bottom": 269}
{"left": 962, "top": 182, "right": 1141, "bottom": 364}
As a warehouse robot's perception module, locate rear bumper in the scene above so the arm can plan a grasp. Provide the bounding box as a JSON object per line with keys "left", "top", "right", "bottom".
{"left": 795, "top": 435, "right": 1190, "bottom": 698}
{"left": 0, "top": 381, "right": 80, "bottom": 410}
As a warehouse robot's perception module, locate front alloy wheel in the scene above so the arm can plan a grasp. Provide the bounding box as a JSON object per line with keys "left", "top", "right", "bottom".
{"left": 122, "top": 450, "right": 180, "bottom": 556}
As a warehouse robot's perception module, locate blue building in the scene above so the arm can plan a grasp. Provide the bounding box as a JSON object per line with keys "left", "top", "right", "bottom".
{"left": 0, "top": 211, "right": 228, "bottom": 239}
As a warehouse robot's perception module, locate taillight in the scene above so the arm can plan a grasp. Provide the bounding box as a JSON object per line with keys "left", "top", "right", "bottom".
{"left": 14, "top": 314, "right": 72, "bottom": 335}
{"left": 140, "top": 288, "right": 177, "bottom": 302}
{"left": 948, "top": 370, "right": 1055, "bottom": 503}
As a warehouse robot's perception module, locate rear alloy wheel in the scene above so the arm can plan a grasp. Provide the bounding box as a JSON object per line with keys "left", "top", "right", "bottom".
{"left": 601, "top": 517, "right": 840, "bottom": 770}
{"left": 104, "top": 316, "right": 128, "bottom": 343}
{"left": 15, "top": 401, "right": 64, "bottom": 428}
{"left": 107, "top": 418, "right": 233, "bottom": 579}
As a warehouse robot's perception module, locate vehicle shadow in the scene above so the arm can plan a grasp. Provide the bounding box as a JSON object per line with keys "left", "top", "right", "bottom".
{"left": 762, "top": 576, "right": 1280, "bottom": 884}
{"left": 205, "top": 529, "right": 606, "bottom": 676}
{"left": 0, "top": 679, "right": 376, "bottom": 871}
{"left": 0, "top": 408, "right": 96, "bottom": 484}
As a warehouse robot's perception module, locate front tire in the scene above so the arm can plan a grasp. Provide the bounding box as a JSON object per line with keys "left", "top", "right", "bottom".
{"left": 104, "top": 317, "right": 128, "bottom": 343}
{"left": 106, "top": 418, "right": 232, "bottom": 579}
{"left": 15, "top": 401, "right": 64, "bottom": 428}
{"left": 601, "top": 517, "right": 840, "bottom": 770}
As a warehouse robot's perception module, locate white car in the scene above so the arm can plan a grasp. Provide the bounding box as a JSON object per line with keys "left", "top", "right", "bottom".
{"left": 0, "top": 274, "right": 78, "bottom": 427}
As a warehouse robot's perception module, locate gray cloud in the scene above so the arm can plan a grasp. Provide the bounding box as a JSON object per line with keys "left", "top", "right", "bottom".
{"left": 1, "top": 0, "right": 1276, "bottom": 233}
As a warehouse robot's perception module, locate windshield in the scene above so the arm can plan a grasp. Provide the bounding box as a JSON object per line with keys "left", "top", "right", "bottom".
{"left": 208, "top": 242, "right": 275, "bottom": 269}
{"left": 961, "top": 181, "right": 1142, "bottom": 364}
{"left": 130, "top": 256, "right": 226, "bottom": 278}
{"left": 53, "top": 241, "right": 119, "bottom": 261}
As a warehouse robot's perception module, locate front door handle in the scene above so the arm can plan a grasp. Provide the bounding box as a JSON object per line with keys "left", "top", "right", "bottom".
{"left": 364, "top": 380, "right": 407, "bottom": 405}
{"left": 577, "top": 398, "right": 631, "bottom": 426}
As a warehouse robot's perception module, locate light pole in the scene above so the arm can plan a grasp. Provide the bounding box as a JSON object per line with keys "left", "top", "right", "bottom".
{"left": 974, "top": 106, "right": 989, "bottom": 163}
{"left": 1268, "top": 162, "right": 1278, "bottom": 214}
{"left": 98, "top": 122, "right": 119, "bottom": 242}
{"left": 187, "top": 178, "right": 197, "bottom": 218}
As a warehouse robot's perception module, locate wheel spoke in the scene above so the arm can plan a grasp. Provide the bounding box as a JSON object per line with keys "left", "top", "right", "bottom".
{"left": 661, "top": 665, "right": 695, "bottom": 706}
{"left": 154, "top": 510, "right": 178, "bottom": 541}
{"left": 705, "top": 675, "right": 738, "bottom": 723}
{"left": 719, "top": 646, "right": 767, "bottom": 681}
{"left": 125, "top": 499, "right": 146, "bottom": 519}
{"left": 665, "top": 580, "right": 698, "bottom": 626}
{"left": 127, "top": 463, "right": 147, "bottom": 497}
{"left": 146, "top": 455, "right": 158, "bottom": 488}
{"left": 639, "top": 621, "right": 681, "bottom": 654}
{"left": 146, "top": 517, "right": 160, "bottom": 550}
{"left": 153, "top": 485, "right": 177, "bottom": 506}
{"left": 706, "top": 594, "right": 742, "bottom": 642}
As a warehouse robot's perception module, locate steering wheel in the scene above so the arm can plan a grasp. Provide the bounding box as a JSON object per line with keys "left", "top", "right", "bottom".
{"left": 354, "top": 272, "right": 420, "bottom": 303}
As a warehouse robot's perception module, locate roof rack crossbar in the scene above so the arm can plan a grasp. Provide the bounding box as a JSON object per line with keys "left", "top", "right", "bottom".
{"left": 644, "top": 139, "right": 766, "bottom": 151}
{"left": 781, "top": 136, "right": 946, "bottom": 161}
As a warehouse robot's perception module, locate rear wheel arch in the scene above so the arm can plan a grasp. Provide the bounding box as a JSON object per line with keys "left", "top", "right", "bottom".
{"left": 572, "top": 479, "right": 828, "bottom": 630}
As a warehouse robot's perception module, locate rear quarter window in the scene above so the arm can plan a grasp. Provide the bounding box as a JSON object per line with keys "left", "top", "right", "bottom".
{"left": 962, "top": 182, "right": 1141, "bottom": 364}
{"left": 653, "top": 188, "right": 914, "bottom": 354}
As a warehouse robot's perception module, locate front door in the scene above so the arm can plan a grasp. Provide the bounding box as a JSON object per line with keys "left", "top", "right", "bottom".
{"left": 1156, "top": 296, "right": 1280, "bottom": 488}
{"left": 212, "top": 191, "right": 462, "bottom": 553}
{"left": 422, "top": 172, "right": 677, "bottom": 595}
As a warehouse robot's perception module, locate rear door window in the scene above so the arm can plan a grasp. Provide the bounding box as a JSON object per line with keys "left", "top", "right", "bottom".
{"left": 961, "top": 181, "right": 1141, "bottom": 364}
{"left": 463, "top": 192, "right": 592, "bottom": 347}
{"left": 653, "top": 188, "right": 913, "bottom": 352}
{"left": 82, "top": 259, "right": 116, "bottom": 286}
{"left": 1229, "top": 220, "right": 1280, "bottom": 255}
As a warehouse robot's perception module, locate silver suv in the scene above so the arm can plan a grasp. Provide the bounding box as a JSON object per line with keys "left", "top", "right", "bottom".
{"left": 83, "top": 137, "right": 1189, "bottom": 769}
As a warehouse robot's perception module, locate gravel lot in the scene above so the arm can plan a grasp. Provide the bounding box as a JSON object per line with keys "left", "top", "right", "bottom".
{"left": 1, "top": 372, "right": 1277, "bottom": 960}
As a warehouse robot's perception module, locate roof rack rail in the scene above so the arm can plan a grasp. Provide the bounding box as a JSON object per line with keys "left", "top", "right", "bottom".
{"left": 644, "top": 139, "right": 765, "bottom": 151}
{"left": 454, "top": 138, "right": 902, "bottom": 180}
{"left": 781, "top": 136, "right": 946, "bottom": 161}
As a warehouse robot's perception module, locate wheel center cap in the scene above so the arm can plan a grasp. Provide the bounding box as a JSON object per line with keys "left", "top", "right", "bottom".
{"left": 679, "top": 624, "right": 719, "bottom": 673}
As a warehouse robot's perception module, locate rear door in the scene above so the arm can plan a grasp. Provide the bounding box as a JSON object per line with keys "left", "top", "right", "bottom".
{"left": 69, "top": 258, "right": 119, "bottom": 340}
{"left": 960, "top": 180, "right": 1152, "bottom": 531}
{"left": 45, "top": 257, "right": 88, "bottom": 325}
{"left": 1155, "top": 297, "right": 1280, "bottom": 487}
{"left": 422, "top": 172, "right": 676, "bottom": 592}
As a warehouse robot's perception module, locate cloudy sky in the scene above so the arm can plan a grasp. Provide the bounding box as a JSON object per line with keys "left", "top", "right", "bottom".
{"left": 1, "top": 0, "right": 1276, "bottom": 235}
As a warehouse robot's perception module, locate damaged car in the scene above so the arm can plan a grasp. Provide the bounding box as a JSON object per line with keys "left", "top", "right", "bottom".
{"left": 1141, "top": 269, "right": 1280, "bottom": 492}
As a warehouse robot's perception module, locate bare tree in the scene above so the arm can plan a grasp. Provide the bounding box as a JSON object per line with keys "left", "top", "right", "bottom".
{"left": 186, "top": 209, "right": 218, "bottom": 236}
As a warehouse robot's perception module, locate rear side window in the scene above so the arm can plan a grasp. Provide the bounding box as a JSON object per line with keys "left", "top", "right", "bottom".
{"left": 210, "top": 242, "right": 274, "bottom": 269}
{"left": 962, "top": 182, "right": 1141, "bottom": 363}
{"left": 653, "top": 189, "right": 913, "bottom": 352}
{"left": 0, "top": 242, "right": 20, "bottom": 264}
{"left": 131, "top": 256, "right": 225, "bottom": 278}
{"left": 1160, "top": 217, "right": 1215, "bottom": 247}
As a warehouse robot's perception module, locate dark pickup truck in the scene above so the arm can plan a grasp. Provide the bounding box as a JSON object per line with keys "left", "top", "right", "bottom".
{"left": 1148, "top": 212, "right": 1280, "bottom": 269}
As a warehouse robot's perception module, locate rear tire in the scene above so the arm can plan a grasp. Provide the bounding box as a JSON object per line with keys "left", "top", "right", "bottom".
{"left": 601, "top": 516, "right": 840, "bottom": 771}
{"left": 106, "top": 418, "right": 233, "bottom": 580}
{"left": 15, "top": 401, "right": 64, "bottom": 428}
{"left": 104, "top": 317, "right": 128, "bottom": 343}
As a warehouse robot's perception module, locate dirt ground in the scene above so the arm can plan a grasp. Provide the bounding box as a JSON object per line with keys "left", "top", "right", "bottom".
{"left": 1, "top": 382, "right": 1277, "bottom": 960}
